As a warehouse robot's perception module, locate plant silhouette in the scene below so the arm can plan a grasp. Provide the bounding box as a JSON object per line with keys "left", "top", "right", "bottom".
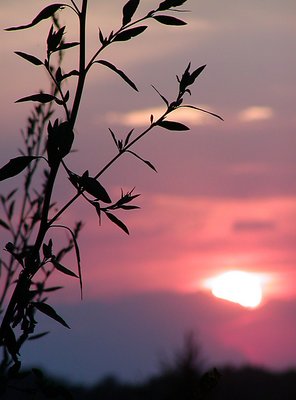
{"left": 0, "top": 0, "right": 222, "bottom": 385}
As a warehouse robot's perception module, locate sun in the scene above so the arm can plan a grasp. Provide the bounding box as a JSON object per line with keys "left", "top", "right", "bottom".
{"left": 205, "top": 270, "right": 263, "bottom": 308}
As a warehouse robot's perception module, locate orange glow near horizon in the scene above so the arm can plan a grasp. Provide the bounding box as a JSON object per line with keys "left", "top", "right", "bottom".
{"left": 204, "top": 270, "right": 265, "bottom": 308}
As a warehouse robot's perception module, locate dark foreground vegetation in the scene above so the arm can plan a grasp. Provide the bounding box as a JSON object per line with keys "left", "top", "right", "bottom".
{"left": 1, "top": 362, "right": 296, "bottom": 399}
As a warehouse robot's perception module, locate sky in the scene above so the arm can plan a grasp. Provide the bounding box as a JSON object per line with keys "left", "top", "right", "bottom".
{"left": 0, "top": 0, "right": 296, "bottom": 386}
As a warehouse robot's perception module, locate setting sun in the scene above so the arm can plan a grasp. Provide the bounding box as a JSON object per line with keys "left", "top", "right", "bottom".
{"left": 205, "top": 270, "right": 263, "bottom": 308}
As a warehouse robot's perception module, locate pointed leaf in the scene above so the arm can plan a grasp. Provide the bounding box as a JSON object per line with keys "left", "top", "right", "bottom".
{"left": 124, "top": 129, "right": 134, "bottom": 147}
{"left": 93, "top": 201, "right": 102, "bottom": 225}
{"left": 47, "top": 120, "right": 74, "bottom": 163}
{"left": 28, "top": 331, "right": 50, "bottom": 341}
{"left": 5, "top": 326, "right": 19, "bottom": 359}
{"left": 151, "top": 85, "right": 169, "bottom": 107}
{"left": 6, "top": 4, "right": 64, "bottom": 32}
{"left": 52, "top": 259, "right": 78, "bottom": 278}
{"left": 158, "top": 0, "right": 187, "bottom": 11}
{"left": 0, "top": 156, "right": 38, "bottom": 182}
{"left": 61, "top": 69, "right": 79, "bottom": 81}
{"left": 8, "top": 201, "right": 15, "bottom": 220}
{"left": 120, "top": 205, "right": 140, "bottom": 210}
{"left": 32, "top": 302, "right": 70, "bottom": 329}
{"left": 80, "top": 172, "right": 112, "bottom": 203}
{"left": 158, "top": 120, "right": 190, "bottom": 131}
{"left": 0, "top": 219, "right": 10, "bottom": 230}
{"left": 153, "top": 15, "right": 186, "bottom": 26}
{"left": 67, "top": 227, "right": 83, "bottom": 298}
{"left": 189, "top": 64, "right": 206, "bottom": 83}
{"left": 105, "top": 212, "right": 129, "bottom": 234}
{"left": 43, "top": 286, "right": 64, "bottom": 292}
{"left": 42, "top": 239, "right": 53, "bottom": 259}
{"left": 6, "top": 189, "right": 18, "bottom": 201}
{"left": 5, "top": 4, "right": 65, "bottom": 31}
{"left": 98, "top": 28, "right": 105, "bottom": 45}
{"left": 55, "top": 67, "right": 63, "bottom": 82}
{"left": 113, "top": 26, "right": 147, "bottom": 42}
{"left": 181, "top": 105, "right": 224, "bottom": 121}
{"left": 128, "top": 150, "right": 157, "bottom": 172}
{"left": 55, "top": 41, "right": 79, "bottom": 52}
{"left": 15, "top": 51, "right": 43, "bottom": 66}
{"left": 96, "top": 60, "right": 138, "bottom": 91}
{"left": 16, "top": 93, "right": 57, "bottom": 104}
{"left": 108, "top": 128, "right": 118, "bottom": 148}
{"left": 122, "top": 0, "right": 140, "bottom": 26}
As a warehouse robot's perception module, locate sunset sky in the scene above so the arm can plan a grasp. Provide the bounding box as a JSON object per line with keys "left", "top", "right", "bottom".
{"left": 0, "top": 0, "right": 296, "bottom": 385}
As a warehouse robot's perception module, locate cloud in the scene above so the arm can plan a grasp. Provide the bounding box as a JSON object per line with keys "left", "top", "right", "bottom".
{"left": 105, "top": 105, "right": 217, "bottom": 127}
{"left": 227, "top": 163, "right": 270, "bottom": 175}
{"left": 232, "top": 220, "right": 276, "bottom": 232}
{"left": 238, "top": 106, "right": 274, "bottom": 122}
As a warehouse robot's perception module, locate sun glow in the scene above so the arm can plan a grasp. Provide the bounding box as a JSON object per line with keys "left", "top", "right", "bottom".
{"left": 205, "top": 270, "right": 263, "bottom": 308}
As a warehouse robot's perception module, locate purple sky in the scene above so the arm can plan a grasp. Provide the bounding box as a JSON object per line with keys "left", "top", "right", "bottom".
{"left": 1, "top": 0, "right": 296, "bottom": 385}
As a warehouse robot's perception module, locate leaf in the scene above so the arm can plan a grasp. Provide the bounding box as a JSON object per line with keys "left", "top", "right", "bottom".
{"left": 52, "top": 259, "right": 78, "bottom": 278}
{"left": 108, "top": 128, "right": 118, "bottom": 148}
{"left": 8, "top": 201, "right": 15, "bottom": 220}
{"left": 189, "top": 64, "right": 206, "bottom": 84}
{"left": 4, "top": 326, "right": 19, "bottom": 359}
{"left": 115, "top": 189, "right": 140, "bottom": 207}
{"left": 158, "top": 120, "right": 190, "bottom": 131}
{"left": 60, "top": 69, "right": 79, "bottom": 81}
{"left": 80, "top": 171, "right": 112, "bottom": 203}
{"left": 16, "top": 93, "right": 57, "bottom": 104}
{"left": 113, "top": 26, "right": 147, "bottom": 42}
{"left": 6, "top": 189, "right": 18, "bottom": 201}
{"left": 151, "top": 85, "right": 169, "bottom": 107}
{"left": 28, "top": 331, "right": 50, "bottom": 341}
{"left": 47, "top": 24, "right": 63, "bottom": 53}
{"left": 96, "top": 60, "right": 138, "bottom": 91}
{"left": 122, "top": 0, "right": 140, "bottom": 26}
{"left": 61, "top": 226, "right": 83, "bottom": 298}
{"left": 55, "top": 67, "right": 63, "bottom": 82}
{"left": 32, "top": 302, "right": 70, "bottom": 329}
{"left": 128, "top": 150, "right": 157, "bottom": 172}
{"left": 72, "top": 231, "right": 83, "bottom": 297}
{"left": 120, "top": 205, "right": 140, "bottom": 210}
{"left": 0, "top": 156, "right": 38, "bottom": 182}
{"left": 181, "top": 105, "right": 224, "bottom": 121}
{"left": 15, "top": 51, "right": 43, "bottom": 66}
{"left": 47, "top": 120, "right": 74, "bottom": 164}
{"left": 5, "top": 4, "right": 65, "bottom": 31}
{"left": 58, "top": 121, "right": 74, "bottom": 158}
{"left": 158, "top": 0, "right": 187, "bottom": 11}
{"left": 0, "top": 219, "right": 10, "bottom": 230}
{"left": 55, "top": 41, "right": 79, "bottom": 52}
{"left": 42, "top": 239, "right": 53, "bottom": 259}
{"left": 105, "top": 212, "right": 129, "bottom": 235}
{"left": 98, "top": 28, "right": 105, "bottom": 45}
{"left": 43, "top": 286, "right": 64, "bottom": 292}
{"left": 124, "top": 129, "right": 134, "bottom": 146}
{"left": 153, "top": 15, "right": 186, "bottom": 26}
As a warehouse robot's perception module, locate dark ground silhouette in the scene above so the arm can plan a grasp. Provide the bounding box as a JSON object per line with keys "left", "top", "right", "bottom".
{"left": 2, "top": 363, "right": 296, "bottom": 399}
{"left": 1, "top": 333, "right": 295, "bottom": 399}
